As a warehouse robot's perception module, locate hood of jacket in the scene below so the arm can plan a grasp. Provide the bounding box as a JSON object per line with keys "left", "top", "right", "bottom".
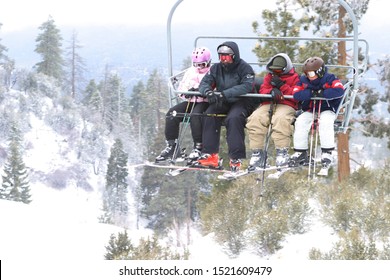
{"left": 217, "top": 41, "right": 241, "bottom": 71}
{"left": 266, "top": 53, "right": 294, "bottom": 75}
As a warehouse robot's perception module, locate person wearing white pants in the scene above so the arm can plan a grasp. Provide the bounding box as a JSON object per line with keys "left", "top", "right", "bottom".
{"left": 289, "top": 57, "right": 344, "bottom": 168}
{"left": 293, "top": 110, "right": 337, "bottom": 151}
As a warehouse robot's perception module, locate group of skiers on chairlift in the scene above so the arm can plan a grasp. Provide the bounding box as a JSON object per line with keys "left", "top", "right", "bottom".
{"left": 155, "top": 41, "right": 345, "bottom": 175}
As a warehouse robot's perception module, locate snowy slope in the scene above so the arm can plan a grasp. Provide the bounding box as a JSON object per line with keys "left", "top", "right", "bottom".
{"left": 0, "top": 108, "right": 377, "bottom": 262}
{"left": 0, "top": 110, "right": 386, "bottom": 280}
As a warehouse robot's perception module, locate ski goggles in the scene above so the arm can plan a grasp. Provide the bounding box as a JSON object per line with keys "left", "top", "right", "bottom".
{"left": 219, "top": 54, "right": 234, "bottom": 63}
{"left": 272, "top": 69, "right": 284, "bottom": 75}
{"left": 193, "top": 62, "right": 208, "bottom": 68}
{"left": 305, "top": 71, "right": 317, "bottom": 78}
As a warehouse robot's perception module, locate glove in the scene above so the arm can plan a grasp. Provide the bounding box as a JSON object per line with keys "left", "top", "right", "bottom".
{"left": 214, "top": 92, "right": 226, "bottom": 107}
{"left": 184, "top": 88, "right": 197, "bottom": 99}
{"left": 270, "top": 76, "right": 285, "bottom": 89}
{"left": 270, "top": 88, "right": 284, "bottom": 102}
{"left": 201, "top": 89, "right": 211, "bottom": 98}
{"left": 312, "top": 89, "right": 324, "bottom": 98}
{"left": 207, "top": 91, "right": 225, "bottom": 107}
{"left": 205, "top": 90, "right": 215, "bottom": 102}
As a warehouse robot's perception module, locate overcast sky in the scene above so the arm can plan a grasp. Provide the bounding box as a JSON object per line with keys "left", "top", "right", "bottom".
{"left": 0, "top": 0, "right": 388, "bottom": 62}
{"left": 0, "top": 0, "right": 274, "bottom": 33}
{"left": 0, "top": 0, "right": 387, "bottom": 34}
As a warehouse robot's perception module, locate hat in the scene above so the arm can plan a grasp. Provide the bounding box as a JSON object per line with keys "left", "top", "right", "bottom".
{"left": 269, "top": 56, "right": 287, "bottom": 70}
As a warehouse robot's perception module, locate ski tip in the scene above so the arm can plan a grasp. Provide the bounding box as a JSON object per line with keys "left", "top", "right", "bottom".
{"left": 217, "top": 175, "right": 236, "bottom": 181}
{"left": 166, "top": 168, "right": 187, "bottom": 176}
{"left": 217, "top": 170, "right": 248, "bottom": 180}
{"left": 317, "top": 168, "right": 329, "bottom": 176}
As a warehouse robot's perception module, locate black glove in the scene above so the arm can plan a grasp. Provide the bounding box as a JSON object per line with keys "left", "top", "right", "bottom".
{"left": 270, "top": 76, "right": 285, "bottom": 89}
{"left": 312, "top": 89, "right": 324, "bottom": 98}
{"left": 184, "top": 88, "right": 198, "bottom": 99}
{"left": 205, "top": 90, "right": 215, "bottom": 102}
{"left": 270, "top": 88, "right": 283, "bottom": 102}
{"left": 207, "top": 91, "right": 225, "bottom": 107}
{"left": 201, "top": 89, "right": 211, "bottom": 98}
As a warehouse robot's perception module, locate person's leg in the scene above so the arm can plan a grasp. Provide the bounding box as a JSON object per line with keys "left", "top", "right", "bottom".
{"left": 246, "top": 104, "right": 270, "bottom": 150}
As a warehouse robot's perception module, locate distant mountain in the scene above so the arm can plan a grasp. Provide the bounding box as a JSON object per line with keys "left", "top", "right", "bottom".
{"left": 2, "top": 21, "right": 258, "bottom": 92}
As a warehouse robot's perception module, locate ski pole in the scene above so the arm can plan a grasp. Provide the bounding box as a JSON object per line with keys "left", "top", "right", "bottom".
{"left": 313, "top": 100, "right": 322, "bottom": 179}
{"left": 171, "top": 99, "right": 194, "bottom": 163}
{"left": 258, "top": 101, "right": 275, "bottom": 197}
{"left": 308, "top": 100, "right": 317, "bottom": 178}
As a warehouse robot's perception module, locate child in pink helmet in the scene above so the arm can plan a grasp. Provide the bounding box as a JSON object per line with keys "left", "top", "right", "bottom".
{"left": 155, "top": 47, "right": 211, "bottom": 163}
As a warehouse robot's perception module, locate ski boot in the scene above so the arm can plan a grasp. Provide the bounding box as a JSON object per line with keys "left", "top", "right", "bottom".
{"left": 248, "top": 149, "right": 266, "bottom": 172}
{"left": 229, "top": 159, "right": 242, "bottom": 173}
{"left": 187, "top": 142, "right": 202, "bottom": 164}
{"left": 321, "top": 151, "right": 333, "bottom": 168}
{"left": 155, "top": 140, "right": 177, "bottom": 163}
{"left": 317, "top": 151, "right": 333, "bottom": 176}
{"left": 288, "top": 150, "right": 309, "bottom": 167}
{"left": 275, "top": 147, "right": 289, "bottom": 168}
{"left": 195, "top": 153, "right": 220, "bottom": 168}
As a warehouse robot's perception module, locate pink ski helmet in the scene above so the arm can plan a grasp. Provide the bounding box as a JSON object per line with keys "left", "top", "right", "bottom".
{"left": 192, "top": 47, "right": 211, "bottom": 63}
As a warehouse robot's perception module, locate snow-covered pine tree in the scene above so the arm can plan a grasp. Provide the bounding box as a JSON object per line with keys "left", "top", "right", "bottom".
{"left": 101, "top": 138, "right": 129, "bottom": 226}
{"left": 83, "top": 79, "right": 102, "bottom": 111}
{"left": 0, "top": 122, "right": 31, "bottom": 204}
{"left": 0, "top": 23, "right": 15, "bottom": 90}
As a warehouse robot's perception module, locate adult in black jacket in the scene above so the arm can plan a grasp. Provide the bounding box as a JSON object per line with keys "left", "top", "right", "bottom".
{"left": 195, "top": 41, "right": 258, "bottom": 172}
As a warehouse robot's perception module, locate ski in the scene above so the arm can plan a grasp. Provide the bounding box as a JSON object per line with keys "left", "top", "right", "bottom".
{"left": 267, "top": 167, "right": 292, "bottom": 179}
{"left": 217, "top": 170, "right": 249, "bottom": 180}
{"left": 217, "top": 165, "right": 287, "bottom": 181}
{"left": 167, "top": 168, "right": 188, "bottom": 176}
{"left": 166, "top": 160, "right": 199, "bottom": 176}
{"left": 144, "top": 161, "right": 226, "bottom": 176}
{"left": 317, "top": 165, "right": 331, "bottom": 176}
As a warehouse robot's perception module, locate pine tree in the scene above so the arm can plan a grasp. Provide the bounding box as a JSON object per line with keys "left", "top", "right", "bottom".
{"left": 83, "top": 79, "right": 102, "bottom": 110}
{"left": 252, "top": 0, "right": 302, "bottom": 64}
{"left": 34, "top": 16, "right": 65, "bottom": 81}
{"left": 360, "top": 56, "right": 390, "bottom": 148}
{"left": 0, "top": 122, "right": 31, "bottom": 204}
{"left": 101, "top": 138, "right": 129, "bottom": 226}
{"left": 0, "top": 23, "right": 6, "bottom": 60}
{"left": 0, "top": 23, "right": 15, "bottom": 89}
{"left": 97, "top": 71, "right": 129, "bottom": 132}
{"left": 104, "top": 231, "right": 133, "bottom": 260}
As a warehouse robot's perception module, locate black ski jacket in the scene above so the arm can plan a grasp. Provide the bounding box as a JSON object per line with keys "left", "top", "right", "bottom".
{"left": 199, "top": 41, "right": 255, "bottom": 103}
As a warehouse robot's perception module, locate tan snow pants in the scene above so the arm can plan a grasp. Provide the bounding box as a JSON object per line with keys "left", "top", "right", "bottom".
{"left": 246, "top": 103, "right": 296, "bottom": 150}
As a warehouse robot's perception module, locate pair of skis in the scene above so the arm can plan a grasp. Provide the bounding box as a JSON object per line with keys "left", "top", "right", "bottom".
{"left": 216, "top": 165, "right": 291, "bottom": 181}
{"left": 148, "top": 161, "right": 288, "bottom": 179}
{"left": 146, "top": 158, "right": 331, "bottom": 180}
{"left": 215, "top": 156, "right": 332, "bottom": 181}
{"left": 145, "top": 160, "right": 225, "bottom": 176}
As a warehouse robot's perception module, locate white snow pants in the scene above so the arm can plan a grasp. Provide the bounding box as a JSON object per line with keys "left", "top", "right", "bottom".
{"left": 293, "top": 110, "right": 336, "bottom": 150}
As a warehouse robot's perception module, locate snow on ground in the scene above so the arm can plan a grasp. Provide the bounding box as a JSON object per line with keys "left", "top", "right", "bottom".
{"left": 0, "top": 193, "right": 385, "bottom": 280}
{"left": 1, "top": 93, "right": 386, "bottom": 279}
{"left": 0, "top": 188, "right": 336, "bottom": 262}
